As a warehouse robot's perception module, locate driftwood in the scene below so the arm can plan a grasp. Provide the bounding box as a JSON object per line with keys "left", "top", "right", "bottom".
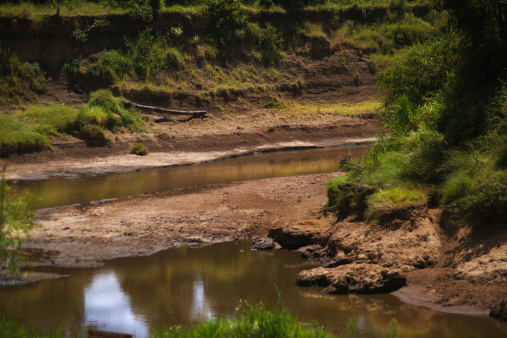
{"left": 124, "top": 101, "right": 207, "bottom": 118}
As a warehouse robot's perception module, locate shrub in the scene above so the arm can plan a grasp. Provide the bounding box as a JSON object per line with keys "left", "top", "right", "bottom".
{"left": 382, "top": 95, "right": 421, "bottom": 137}
{"left": 326, "top": 176, "right": 377, "bottom": 220}
{"left": 131, "top": 142, "right": 148, "bottom": 155}
{"left": 152, "top": 288, "right": 335, "bottom": 337}
{"left": 124, "top": 0, "right": 154, "bottom": 22}
{"left": 259, "top": 24, "right": 284, "bottom": 65}
{"left": 165, "top": 48, "right": 183, "bottom": 69}
{"left": 0, "top": 168, "right": 38, "bottom": 276}
{"left": 376, "top": 35, "right": 459, "bottom": 107}
{"left": 204, "top": 0, "right": 248, "bottom": 50}
{"left": 0, "top": 45, "right": 45, "bottom": 104}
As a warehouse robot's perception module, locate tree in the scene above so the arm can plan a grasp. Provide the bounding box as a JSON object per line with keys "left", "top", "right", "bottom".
{"left": 444, "top": 0, "right": 507, "bottom": 84}
{"left": 0, "top": 166, "right": 38, "bottom": 277}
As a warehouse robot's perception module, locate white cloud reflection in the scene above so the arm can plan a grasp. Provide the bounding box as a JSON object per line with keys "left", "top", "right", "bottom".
{"left": 191, "top": 277, "right": 215, "bottom": 322}
{"left": 85, "top": 271, "right": 149, "bottom": 337}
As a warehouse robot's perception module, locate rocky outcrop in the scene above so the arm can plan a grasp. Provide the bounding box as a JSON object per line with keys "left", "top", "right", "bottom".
{"left": 268, "top": 221, "right": 328, "bottom": 250}
{"left": 272, "top": 209, "right": 441, "bottom": 296}
{"left": 274, "top": 210, "right": 441, "bottom": 269}
{"left": 250, "top": 237, "right": 278, "bottom": 250}
{"left": 297, "top": 263, "right": 406, "bottom": 294}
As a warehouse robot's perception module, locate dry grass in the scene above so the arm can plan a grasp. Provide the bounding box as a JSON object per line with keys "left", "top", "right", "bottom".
{"left": 273, "top": 100, "right": 382, "bottom": 120}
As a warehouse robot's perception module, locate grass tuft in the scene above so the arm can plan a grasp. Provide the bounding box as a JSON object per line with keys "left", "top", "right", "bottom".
{"left": 131, "top": 142, "right": 148, "bottom": 156}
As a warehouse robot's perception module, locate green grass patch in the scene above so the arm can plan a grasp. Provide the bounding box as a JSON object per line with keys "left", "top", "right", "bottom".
{"left": 0, "top": 105, "right": 79, "bottom": 155}
{"left": 0, "top": 90, "right": 146, "bottom": 155}
{"left": 131, "top": 141, "right": 148, "bottom": 156}
{"left": 0, "top": 2, "right": 127, "bottom": 17}
{"left": 83, "top": 89, "right": 146, "bottom": 132}
{"left": 366, "top": 187, "right": 427, "bottom": 222}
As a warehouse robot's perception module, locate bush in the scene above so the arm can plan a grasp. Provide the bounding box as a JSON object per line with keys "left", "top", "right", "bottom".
{"left": 259, "top": 24, "right": 284, "bottom": 65}
{"left": 131, "top": 141, "right": 148, "bottom": 155}
{"left": 152, "top": 288, "right": 335, "bottom": 337}
{"left": 0, "top": 168, "right": 38, "bottom": 276}
{"left": 381, "top": 95, "right": 420, "bottom": 137}
{"left": 0, "top": 45, "right": 45, "bottom": 104}
{"left": 326, "top": 177, "right": 377, "bottom": 220}
{"left": 204, "top": 0, "right": 249, "bottom": 50}
{"left": 376, "top": 35, "right": 459, "bottom": 107}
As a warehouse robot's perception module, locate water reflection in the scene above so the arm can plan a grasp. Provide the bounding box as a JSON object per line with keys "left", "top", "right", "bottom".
{"left": 0, "top": 241, "right": 506, "bottom": 337}
{"left": 190, "top": 277, "right": 214, "bottom": 322}
{"left": 84, "top": 271, "right": 148, "bottom": 337}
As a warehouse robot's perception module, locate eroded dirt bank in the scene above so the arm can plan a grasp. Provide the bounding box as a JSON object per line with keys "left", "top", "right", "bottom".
{"left": 4, "top": 115, "right": 379, "bottom": 181}
{"left": 263, "top": 208, "right": 507, "bottom": 318}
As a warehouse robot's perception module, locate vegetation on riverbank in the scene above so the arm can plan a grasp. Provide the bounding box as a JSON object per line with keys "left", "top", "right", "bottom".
{"left": 0, "top": 0, "right": 445, "bottom": 156}
{"left": 0, "top": 0, "right": 435, "bottom": 18}
{"left": 0, "top": 89, "right": 146, "bottom": 155}
{"left": 0, "top": 168, "right": 38, "bottom": 276}
{"left": 327, "top": 0, "right": 507, "bottom": 223}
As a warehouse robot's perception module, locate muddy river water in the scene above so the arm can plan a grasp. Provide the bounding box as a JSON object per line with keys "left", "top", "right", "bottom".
{"left": 13, "top": 145, "right": 367, "bottom": 209}
{"left": 3, "top": 146, "right": 507, "bottom": 337}
{"left": 1, "top": 241, "right": 506, "bottom": 337}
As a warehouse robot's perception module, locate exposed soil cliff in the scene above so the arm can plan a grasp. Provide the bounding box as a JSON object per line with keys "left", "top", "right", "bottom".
{"left": 262, "top": 207, "right": 507, "bottom": 319}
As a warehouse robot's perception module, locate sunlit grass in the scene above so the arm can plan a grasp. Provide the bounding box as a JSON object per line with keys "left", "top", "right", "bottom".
{"left": 0, "top": 1, "right": 436, "bottom": 18}
{"left": 0, "top": 3, "right": 126, "bottom": 17}
{"left": 274, "top": 100, "right": 382, "bottom": 119}
{"left": 0, "top": 105, "right": 79, "bottom": 154}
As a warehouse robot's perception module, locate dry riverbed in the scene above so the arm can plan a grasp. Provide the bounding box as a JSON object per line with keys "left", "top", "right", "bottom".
{"left": 2, "top": 105, "right": 506, "bottom": 323}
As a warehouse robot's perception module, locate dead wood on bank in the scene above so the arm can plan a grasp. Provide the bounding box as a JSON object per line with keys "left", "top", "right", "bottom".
{"left": 124, "top": 101, "right": 207, "bottom": 118}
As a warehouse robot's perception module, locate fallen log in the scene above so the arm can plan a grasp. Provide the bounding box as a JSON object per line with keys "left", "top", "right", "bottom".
{"left": 124, "top": 101, "right": 207, "bottom": 117}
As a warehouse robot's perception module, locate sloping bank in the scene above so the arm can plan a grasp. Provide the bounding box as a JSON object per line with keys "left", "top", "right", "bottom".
{"left": 254, "top": 190, "right": 507, "bottom": 321}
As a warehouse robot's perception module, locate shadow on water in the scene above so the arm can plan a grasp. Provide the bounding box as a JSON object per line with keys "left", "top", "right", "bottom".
{"left": 12, "top": 145, "right": 368, "bottom": 209}
{"left": 1, "top": 242, "right": 506, "bottom": 337}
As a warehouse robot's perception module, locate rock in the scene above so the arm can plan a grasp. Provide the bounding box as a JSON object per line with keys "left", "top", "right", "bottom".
{"left": 250, "top": 237, "right": 276, "bottom": 251}
{"left": 297, "top": 263, "right": 406, "bottom": 294}
{"left": 299, "top": 244, "right": 325, "bottom": 259}
{"left": 490, "top": 300, "right": 507, "bottom": 321}
{"left": 268, "top": 222, "right": 327, "bottom": 250}
{"left": 324, "top": 252, "right": 353, "bottom": 268}
{"left": 297, "top": 267, "right": 333, "bottom": 287}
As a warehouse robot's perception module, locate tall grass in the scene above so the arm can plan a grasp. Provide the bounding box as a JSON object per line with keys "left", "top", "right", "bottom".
{"left": 327, "top": 12, "right": 507, "bottom": 223}
{"left": 153, "top": 289, "right": 357, "bottom": 337}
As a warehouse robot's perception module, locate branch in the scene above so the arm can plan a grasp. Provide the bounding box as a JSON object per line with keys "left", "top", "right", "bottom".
{"left": 123, "top": 101, "right": 207, "bottom": 118}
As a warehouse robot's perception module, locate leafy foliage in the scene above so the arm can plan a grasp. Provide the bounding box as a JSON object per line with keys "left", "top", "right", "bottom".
{"left": 328, "top": 1, "right": 507, "bottom": 223}
{"left": 204, "top": 0, "right": 249, "bottom": 50}
{"left": 0, "top": 90, "right": 145, "bottom": 155}
{"left": 0, "top": 167, "right": 38, "bottom": 276}
{"left": 0, "top": 44, "right": 45, "bottom": 105}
